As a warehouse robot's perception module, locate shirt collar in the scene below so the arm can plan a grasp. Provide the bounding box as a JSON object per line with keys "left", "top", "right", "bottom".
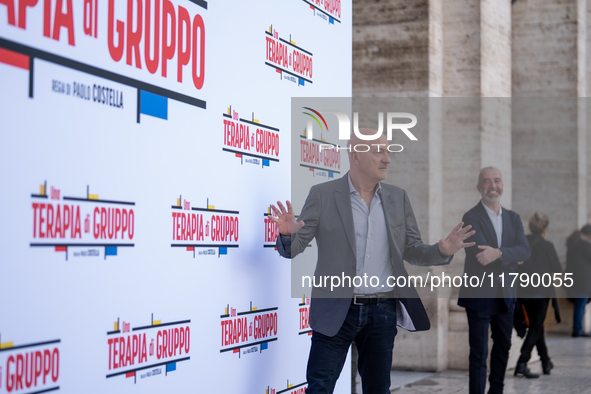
{"left": 348, "top": 173, "right": 381, "bottom": 197}
{"left": 482, "top": 201, "right": 502, "bottom": 217}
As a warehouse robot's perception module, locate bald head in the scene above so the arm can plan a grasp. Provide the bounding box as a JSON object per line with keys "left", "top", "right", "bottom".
{"left": 348, "top": 128, "right": 387, "bottom": 152}
{"left": 348, "top": 129, "right": 391, "bottom": 187}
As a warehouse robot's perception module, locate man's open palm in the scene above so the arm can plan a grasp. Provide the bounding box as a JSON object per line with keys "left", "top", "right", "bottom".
{"left": 268, "top": 200, "right": 305, "bottom": 236}
{"left": 439, "top": 222, "right": 476, "bottom": 256}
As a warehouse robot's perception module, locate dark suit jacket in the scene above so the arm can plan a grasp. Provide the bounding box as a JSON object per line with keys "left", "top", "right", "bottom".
{"left": 566, "top": 238, "right": 591, "bottom": 298}
{"left": 277, "top": 174, "right": 451, "bottom": 336}
{"left": 518, "top": 234, "right": 562, "bottom": 299}
{"left": 458, "top": 201, "right": 531, "bottom": 311}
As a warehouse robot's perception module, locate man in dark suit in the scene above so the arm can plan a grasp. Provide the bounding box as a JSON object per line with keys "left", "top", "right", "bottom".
{"left": 270, "top": 129, "right": 476, "bottom": 394}
{"left": 458, "top": 167, "right": 531, "bottom": 394}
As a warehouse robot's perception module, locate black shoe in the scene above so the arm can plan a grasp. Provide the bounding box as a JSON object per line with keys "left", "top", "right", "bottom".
{"left": 514, "top": 362, "right": 540, "bottom": 379}
{"left": 542, "top": 359, "right": 554, "bottom": 375}
{"left": 572, "top": 331, "right": 591, "bottom": 337}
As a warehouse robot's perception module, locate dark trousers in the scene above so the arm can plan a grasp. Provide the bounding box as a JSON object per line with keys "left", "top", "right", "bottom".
{"left": 465, "top": 298, "right": 513, "bottom": 394}
{"left": 306, "top": 298, "right": 398, "bottom": 394}
{"left": 518, "top": 298, "right": 550, "bottom": 364}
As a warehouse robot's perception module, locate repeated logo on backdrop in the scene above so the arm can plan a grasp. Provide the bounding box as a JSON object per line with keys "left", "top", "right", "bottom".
{"left": 266, "top": 379, "right": 308, "bottom": 394}
{"left": 170, "top": 195, "right": 239, "bottom": 257}
{"left": 301, "top": 0, "right": 342, "bottom": 25}
{"left": 297, "top": 297, "right": 312, "bottom": 337}
{"left": 0, "top": 0, "right": 208, "bottom": 124}
{"left": 265, "top": 26, "right": 313, "bottom": 87}
{"left": 106, "top": 315, "right": 191, "bottom": 385}
{"left": 0, "top": 333, "right": 61, "bottom": 393}
{"left": 263, "top": 205, "right": 279, "bottom": 249}
{"left": 220, "top": 302, "right": 279, "bottom": 358}
{"left": 30, "top": 182, "right": 135, "bottom": 260}
{"left": 222, "top": 105, "right": 280, "bottom": 168}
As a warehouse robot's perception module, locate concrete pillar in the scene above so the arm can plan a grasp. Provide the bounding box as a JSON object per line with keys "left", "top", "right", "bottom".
{"left": 512, "top": 0, "right": 587, "bottom": 262}
{"left": 442, "top": 0, "right": 514, "bottom": 370}
{"left": 587, "top": 0, "right": 591, "bottom": 226}
{"left": 512, "top": 0, "right": 589, "bottom": 337}
{"left": 353, "top": 0, "right": 448, "bottom": 372}
{"left": 441, "top": 0, "right": 512, "bottom": 278}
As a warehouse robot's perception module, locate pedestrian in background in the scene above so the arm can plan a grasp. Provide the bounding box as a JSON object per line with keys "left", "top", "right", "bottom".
{"left": 566, "top": 224, "right": 591, "bottom": 338}
{"left": 458, "top": 166, "right": 531, "bottom": 394}
{"left": 514, "top": 212, "right": 562, "bottom": 378}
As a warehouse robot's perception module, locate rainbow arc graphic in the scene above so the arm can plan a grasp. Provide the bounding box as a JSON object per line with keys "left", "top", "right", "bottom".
{"left": 302, "top": 107, "right": 329, "bottom": 132}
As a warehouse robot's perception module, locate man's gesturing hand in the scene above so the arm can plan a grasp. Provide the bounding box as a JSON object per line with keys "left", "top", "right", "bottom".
{"left": 476, "top": 245, "right": 502, "bottom": 266}
{"left": 268, "top": 200, "right": 305, "bottom": 237}
{"left": 438, "top": 222, "right": 476, "bottom": 257}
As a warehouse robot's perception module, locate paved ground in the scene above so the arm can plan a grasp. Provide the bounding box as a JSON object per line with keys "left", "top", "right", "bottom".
{"left": 356, "top": 334, "right": 591, "bottom": 393}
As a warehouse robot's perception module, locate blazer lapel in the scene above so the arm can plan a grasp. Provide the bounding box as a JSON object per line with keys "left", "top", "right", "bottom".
{"left": 333, "top": 175, "right": 356, "bottom": 256}
{"left": 378, "top": 186, "right": 403, "bottom": 260}
{"left": 477, "top": 201, "right": 499, "bottom": 248}
{"left": 501, "top": 208, "right": 511, "bottom": 248}
{"left": 378, "top": 186, "right": 398, "bottom": 225}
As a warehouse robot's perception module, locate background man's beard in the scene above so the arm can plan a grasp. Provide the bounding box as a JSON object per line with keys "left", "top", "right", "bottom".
{"left": 481, "top": 191, "right": 501, "bottom": 204}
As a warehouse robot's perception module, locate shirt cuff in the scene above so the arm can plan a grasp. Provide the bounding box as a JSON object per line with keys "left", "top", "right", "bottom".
{"left": 438, "top": 249, "right": 452, "bottom": 263}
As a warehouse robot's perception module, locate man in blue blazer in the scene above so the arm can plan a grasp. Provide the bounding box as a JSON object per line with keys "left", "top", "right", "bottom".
{"left": 270, "top": 130, "right": 476, "bottom": 394}
{"left": 458, "top": 167, "right": 531, "bottom": 394}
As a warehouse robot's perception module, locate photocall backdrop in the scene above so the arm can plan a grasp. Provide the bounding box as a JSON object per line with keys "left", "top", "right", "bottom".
{"left": 0, "top": 1, "right": 351, "bottom": 393}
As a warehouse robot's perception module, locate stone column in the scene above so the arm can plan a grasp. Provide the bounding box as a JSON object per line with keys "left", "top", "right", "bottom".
{"left": 441, "top": 0, "right": 514, "bottom": 370}
{"left": 512, "top": 0, "right": 589, "bottom": 334}
{"left": 353, "top": 0, "right": 448, "bottom": 372}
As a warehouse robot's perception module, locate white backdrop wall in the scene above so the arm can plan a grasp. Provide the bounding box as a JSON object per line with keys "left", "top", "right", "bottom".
{"left": 0, "top": 1, "right": 351, "bottom": 393}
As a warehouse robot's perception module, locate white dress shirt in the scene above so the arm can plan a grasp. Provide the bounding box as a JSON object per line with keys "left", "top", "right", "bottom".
{"left": 482, "top": 202, "right": 503, "bottom": 248}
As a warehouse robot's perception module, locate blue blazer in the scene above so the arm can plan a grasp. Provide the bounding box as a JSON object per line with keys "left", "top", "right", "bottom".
{"left": 458, "top": 201, "right": 531, "bottom": 311}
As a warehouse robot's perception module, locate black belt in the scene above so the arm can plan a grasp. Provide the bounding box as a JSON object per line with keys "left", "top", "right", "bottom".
{"left": 352, "top": 292, "right": 396, "bottom": 305}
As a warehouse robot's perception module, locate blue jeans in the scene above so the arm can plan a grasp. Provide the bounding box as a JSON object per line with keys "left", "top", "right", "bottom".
{"left": 573, "top": 298, "right": 589, "bottom": 333}
{"left": 306, "top": 298, "right": 398, "bottom": 394}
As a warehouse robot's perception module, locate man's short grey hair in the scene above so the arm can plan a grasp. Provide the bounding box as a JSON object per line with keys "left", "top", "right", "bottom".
{"left": 478, "top": 166, "right": 502, "bottom": 184}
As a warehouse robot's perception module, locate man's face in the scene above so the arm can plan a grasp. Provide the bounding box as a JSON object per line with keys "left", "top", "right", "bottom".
{"left": 477, "top": 168, "right": 503, "bottom": 204}
{"left": 352, "top": 134, "right": 391, "bottom": 183}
